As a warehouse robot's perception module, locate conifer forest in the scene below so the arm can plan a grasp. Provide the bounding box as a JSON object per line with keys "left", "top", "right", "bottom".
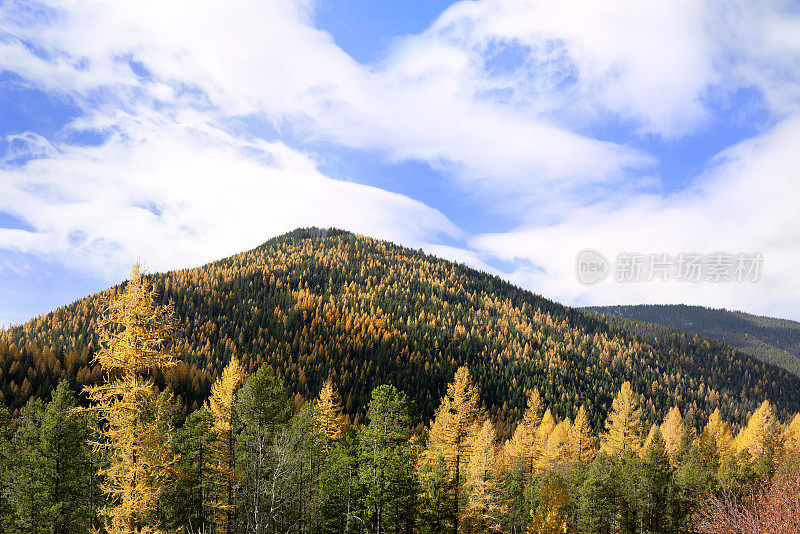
{"left": 1, "top": 230, "right": 800, "bottom": 533}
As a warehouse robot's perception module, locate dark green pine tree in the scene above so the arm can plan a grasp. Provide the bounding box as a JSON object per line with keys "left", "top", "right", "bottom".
{"left": 617, "top": 450, "right": 642, "bottom": 534}
{"left": 10, "top": 381, "right": 92, "bottom": 533}
{"left": 359, "top": 384, "right": 418, "bottom": 533}
{"left": 577, "top": 453, "right": 618, "bottom": 534}
{"left": 670, "top": 432, "right": 713, "bottom": 533}
{"left": 0, "top": 403, "right": 14, "bottom": 532}
{"left": 638, "top": 430, "right": 672, "bottom": 533}
{"left": 162, "top": 407, "right": 215, "bottom": 533}
{"left": 418, "top": 455, "right": 454, "bottom": 534}
{"left": 235, "top": 365, "right": 294, "bottom": 532}
{"left": 317, "top": 428, "right": 364, "bottom": 534}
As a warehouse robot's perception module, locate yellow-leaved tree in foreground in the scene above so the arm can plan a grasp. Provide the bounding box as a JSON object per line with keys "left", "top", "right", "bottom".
{"left": 422, "top": 366, "right": 482, "bottom": 534}
{"left": 206, "top": 356, "right": 246, "bottom": 534}
{"left": 83, "top": 264, "right": 179, "bottom": 534}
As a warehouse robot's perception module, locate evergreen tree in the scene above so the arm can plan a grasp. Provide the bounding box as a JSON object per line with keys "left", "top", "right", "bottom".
{"left": 40, "top": 382, "right": 92, "bottom": 533}
{"left": 162, "top": 407, "right": 214, "bottom": 533}
{"left": 671, "top": 437, "right": 710, "bottom": 533}
{"left": 0, "top": 403, "right": 13, "bottom": 533}
{"left": 418, "top": 455, "right": 453, "bottom": 534}
{"left": 235, "top": 365, "right": 293, "bottom": 533}
{"left": 317, "top": 429, "right": 363, "bottom": 534}
{"left": 10, "top": 383, "right": 94, "bottom": 533}
{"left": 638, "top": 430, "right": 672, "bottom": 534}
{"left": 577, "top": 453, "right": 617, "bottom": 534}
{"left": 280, "top": 402, "right": 324, "bottom": 534}
{"left": 360, "top": 384, "right": 418, "bottom": 534}
{"left": 10, "top": 397, "right": 49, "bottom": 532}
{"left": 616, "top": 450, "right": 641, "bottom": 534}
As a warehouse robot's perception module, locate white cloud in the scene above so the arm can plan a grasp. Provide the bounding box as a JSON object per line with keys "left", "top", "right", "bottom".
{"left": 2, "top": 0, "right": 798, "bottom": 195}
{"left": 2, "top": 0, "right": 800, "bottom": 321}
{"left": 471, "top": 114, "right": 800, "bottom": 320}
{"left": 0, "top": 109, "right": 461, "bottom": 280}
{"left": 0, "top": 0, "right": 655, "bottom": 209}
{"left": 429, "top": 0, "right": 800, "bottom": 136}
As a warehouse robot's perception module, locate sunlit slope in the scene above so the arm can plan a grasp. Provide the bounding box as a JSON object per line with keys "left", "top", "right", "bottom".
{"left": 3, "top": 228, "right": 799, "bottom": 435}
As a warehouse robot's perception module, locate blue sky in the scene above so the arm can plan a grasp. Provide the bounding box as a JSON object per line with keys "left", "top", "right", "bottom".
{"left": 2, "top": 0, "right": 800, "bottom": 327}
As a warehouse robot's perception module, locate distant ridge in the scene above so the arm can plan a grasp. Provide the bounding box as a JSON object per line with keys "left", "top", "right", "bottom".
{"left": 585, "top": 304, "right": 800, "bottom": 376}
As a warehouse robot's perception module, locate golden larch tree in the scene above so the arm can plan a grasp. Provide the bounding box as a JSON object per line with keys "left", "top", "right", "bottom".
{"left": 528, "top": 473, "right": 573, "bottom": 534}
{"left": 206, "top": 356, "right": 246, "bottom": 534}
{"left": 660, "top": 406, "right": 685, "bottom": 465}
{"left": 83, "top": 263, "right": 179, "bottom": 534}
{"left": 601, "top": 381, "right": 643, "bottom": 455}
{"left": 539, "top": 420, "right": 570, "bottom": 470}
{"left": 504, "top": 389, "right": 543, "bottom": 479}
{"left": 422, "top": 366, "right": 482, "bottom": 534}
{"left": 465, "top": 419, "right": 503, "bottom": 533}
{"left": 784, "top": 413, "right": 800, "bottom": 456}
{"left": 535, "top": 408, "right": 556, "bottom": 463}
{"left": 736, "top": 399, "right": 778, "bottom": 460}
{"left": 314, "top": 378, "right": 348, "bottom": 442}
{"left": 643, "top": 424, "right": 660, "bottom": 452}
{"left": 568, "top": 406, "right": 597, "bottom": 463}
{"left": 702, "top": 408, "right": 735, "bottom": 461}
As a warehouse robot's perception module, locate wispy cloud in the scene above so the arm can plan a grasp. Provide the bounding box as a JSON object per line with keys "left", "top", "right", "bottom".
{"left": 472, "top": 114, "right": 800, "bottom": 319}
{"left": 0, "top": 108, "right": 461, "bottom": 278}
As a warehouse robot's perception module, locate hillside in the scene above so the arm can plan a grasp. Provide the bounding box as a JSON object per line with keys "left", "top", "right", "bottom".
{"left": 2, "top": 228, "right": 799, "bottom": 435}
{"left": 586, "top": 304, "right": 800, "bottom": 377}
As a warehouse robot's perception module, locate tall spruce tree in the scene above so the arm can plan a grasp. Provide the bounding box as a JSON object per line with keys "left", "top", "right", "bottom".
{"left": 162, "top": 407, "right": 214, "bottom": 533}
{"left": 0, "top": 403, "right": 12, "bottom": 533}
{"left": 235, "top": 365, "right": 293, "bottom": 533}
{"left": 359, "top": 384, "right": 418, "bottom": 534}
{"left": 638, "top": 430, "right": 672, "bottom": 534}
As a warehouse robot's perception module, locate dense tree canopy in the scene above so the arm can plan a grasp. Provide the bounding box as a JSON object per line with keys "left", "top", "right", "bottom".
{"left": 2, "top": 228, "right": 799, "bottom": 437}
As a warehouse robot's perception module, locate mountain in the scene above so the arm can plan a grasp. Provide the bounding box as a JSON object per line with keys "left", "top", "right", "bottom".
{"left": 585, "top": 304, "right": 800, "bottom": 377}
{"left": 2, "top": 228, "right": 799, "bottom": 435}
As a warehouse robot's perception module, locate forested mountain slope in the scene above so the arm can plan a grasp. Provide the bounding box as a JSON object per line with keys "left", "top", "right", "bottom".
{"left": 2, "top": 228, "right": 799, "bottom": 435}
{"left": 586, "top": 304, "right": 800, "bottom": 377}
